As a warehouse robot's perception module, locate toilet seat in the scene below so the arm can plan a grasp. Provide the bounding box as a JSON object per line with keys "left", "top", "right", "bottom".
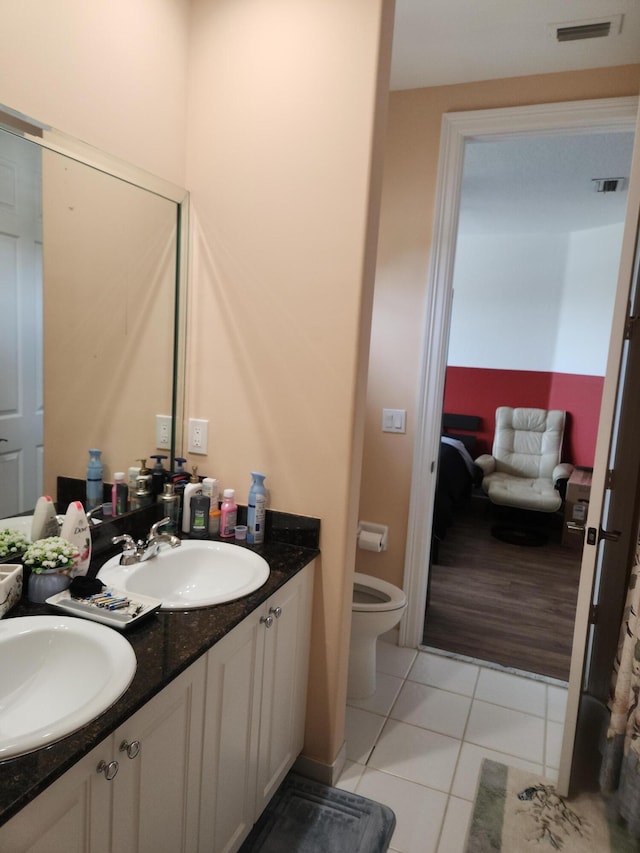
{"left": 352, "top": 572, "right": 407, "bottom": 613}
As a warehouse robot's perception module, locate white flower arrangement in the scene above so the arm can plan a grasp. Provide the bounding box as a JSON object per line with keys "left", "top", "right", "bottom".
{"left": 22, "top": 536, "right": 78, "bottom": 573}
{"left": 0, "top": 529, "right": 30, "bottom": 558}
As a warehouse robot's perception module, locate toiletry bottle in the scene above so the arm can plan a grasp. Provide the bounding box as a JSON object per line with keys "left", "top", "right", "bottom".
{"left": 220, "top": 489, "right": 238, "bottom": 538}
{"left": 159, "top": 482, "right": 181, "bottom": 533}
{"left": 127, "top": 464, "right": 141, "bottom": 510}
{"left": 247, "top": 472, "right": 267, "bottom": 545}
{"left": 202, "top": 477, "right": 220, "bottom": 537}
{"left": 181, "top": 467, "right": 202, "bottom": 534}
{"left": 112, "top": 472, "right": 128, "bottom": 516}
{"left": 86, "top": 449, "right": 103, "bottom": 510}
{"left": 150, "top": 454, "right": 168, "bottom": 498}
{"left": 31, "top": 495, "right": 60, "bottom": 540}
{"left": 60, "top": 501, "right": 91, "bottom": 576}
{"left": 135, "top": 459, "right": 153, "bottom": 508}
{"left": 189, "top": 492, "right": 210, "bottom": 538}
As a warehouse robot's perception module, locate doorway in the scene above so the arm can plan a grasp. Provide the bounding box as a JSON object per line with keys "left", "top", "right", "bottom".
{"left": 401, "top": 98, "right": 640, "bottom": 677}
{"left": 421, "top": 128, "right": 634, "bottom": 679}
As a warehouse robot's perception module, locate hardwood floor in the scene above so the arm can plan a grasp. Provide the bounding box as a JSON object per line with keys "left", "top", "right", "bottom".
{"left": 423, "top": 495, "right": 582, "bottom": 680}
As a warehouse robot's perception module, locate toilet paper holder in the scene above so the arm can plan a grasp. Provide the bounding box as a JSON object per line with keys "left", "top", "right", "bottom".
{"left": 357, "top": 521, "right": 388, "bottom": 552}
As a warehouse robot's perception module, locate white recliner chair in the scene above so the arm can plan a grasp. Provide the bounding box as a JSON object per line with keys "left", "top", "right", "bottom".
{"left": 475, "top": 407, "right": 573, "bottom": 513}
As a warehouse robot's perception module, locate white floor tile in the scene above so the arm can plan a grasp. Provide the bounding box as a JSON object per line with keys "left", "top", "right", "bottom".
{"left": 377, "top": 637, "right": 419, "bottom": 679}
{"left": 409, "top": 652, "right": 479, "bottom": 696}
{"left": 474, "top": 668, "right": 547, "bottom": 717}
{"left": 391, "top": 681, "right": 472, "bottom": 739}
{"left": 334, "top": 759, "right": 365, "bottom": 793}
{"left": 545, "top": 719, "right": 564, "bottom": 770}
{"left": 451, "top": 741, "right": 544, "bottom": 801}
{"left": 348, "top": 671, "right": 404, "bottom": 717}
{"left": 547, "top": 684, "right": 568, "bottom": 723}
{"left": 437, "top": 796, "right": 474, "bottom": 853}
{"left": 465, "top": 700, "right": 545, "bottom": 763}
{"left": 368, "top": 719, "right": 461, "bottom": 792}
{"left": 344, "top": 706, "right": 386, "bottom": 763}
{"left": 356, "top": 768, "right": 448, "bottom": 853}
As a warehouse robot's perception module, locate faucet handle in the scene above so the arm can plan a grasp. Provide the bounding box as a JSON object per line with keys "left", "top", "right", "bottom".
{"left": 149, "top": 517, "right": 171, "bottom": 538}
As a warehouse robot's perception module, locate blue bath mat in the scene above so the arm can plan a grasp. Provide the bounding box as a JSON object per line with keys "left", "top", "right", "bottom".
{"left": 239, "top": 772, "right": 396, "bottom": 852}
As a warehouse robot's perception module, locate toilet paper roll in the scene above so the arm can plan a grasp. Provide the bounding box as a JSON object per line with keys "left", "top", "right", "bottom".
{"left": 358, "top": 530, "right": 384, "bottom": 552}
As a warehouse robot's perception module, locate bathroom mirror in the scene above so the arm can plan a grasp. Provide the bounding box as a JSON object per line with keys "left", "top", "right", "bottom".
{"left": 0, "top": 106, "right": 188, "bottom": 522}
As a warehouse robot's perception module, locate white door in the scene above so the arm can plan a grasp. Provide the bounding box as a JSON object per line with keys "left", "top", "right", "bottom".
{"left": 0, "top": 131, "right": 43, "bottom": 516}
{"left": 558, "top": 103, "right": 640, "bottom": 796}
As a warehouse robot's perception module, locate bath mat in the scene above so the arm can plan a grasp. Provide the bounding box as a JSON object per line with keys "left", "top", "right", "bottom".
{"left": 465, "top": 759, "right": 638, "bottom": 852}
{"left": 239, "top": 772, "right": 395, "bottom": 853}
{"left": 491, "top": 524, "right": 548, "bottom": 547}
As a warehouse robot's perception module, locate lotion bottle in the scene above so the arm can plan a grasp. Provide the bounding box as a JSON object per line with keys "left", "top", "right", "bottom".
{"left": 31, "top": 495, "right": 60, "bottom": 540}
{"left": 86, "top": 449, "right": 103, "bottom": 510}
{"left": 60, "top": 501, "right": 91, "bottom": 577}
{"left": 220, "top": 489, "right": 238, "bottom": 538}
{"left": 247, "top": 472, "right": 267, "bottom": 545}
{"left": 181, "top": 467, "right": 202, "bottom": 534}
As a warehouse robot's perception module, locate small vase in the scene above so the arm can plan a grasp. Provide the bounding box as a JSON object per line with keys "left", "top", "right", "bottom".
{"left": 27, "top": 568, "right": 71, "bottom": 604}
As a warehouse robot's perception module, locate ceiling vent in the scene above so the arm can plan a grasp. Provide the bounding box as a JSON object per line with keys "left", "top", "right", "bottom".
{"left": 551, "top": 14, "right": 623, "bottom": 42}
{"left": 592, "top": 178, "right": 626, "bottom": 194}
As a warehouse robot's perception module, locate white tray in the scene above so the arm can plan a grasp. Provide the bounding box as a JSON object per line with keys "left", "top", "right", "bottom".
{"left": 46, "top": 587, "right": 161, "bottom": 630}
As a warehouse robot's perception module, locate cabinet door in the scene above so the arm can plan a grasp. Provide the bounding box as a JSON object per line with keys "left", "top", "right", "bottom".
{"left": 0, "top": 739, "right": 111, "bottom": 853}
{"left": 112, "top": 657, "right": 205, "bottom": 853}
{"left": 199, "top": 609, "right": 263, "bottom": 853}
{"left": 255, "top": 563, "right": 313, "bottom": 814}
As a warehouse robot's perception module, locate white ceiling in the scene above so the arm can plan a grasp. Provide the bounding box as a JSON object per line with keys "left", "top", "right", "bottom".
{"left": 458, "top": 131, "right": 635, "bottom": 234}
{"left": 391, "top": 0, "right": 640, "bottom": 91}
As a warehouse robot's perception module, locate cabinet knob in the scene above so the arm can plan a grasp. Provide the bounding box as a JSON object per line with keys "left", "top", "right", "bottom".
{"left": 260, "top": 614, "right": 274, "bottom": 628}
{"left": 269, "top": 606, "right": 282, "bottom": 619}
{"left": 96, "top": 759, "right": 119, "bottom": 781}
{"left": 120, "top": 739, "right": 141, "bottom": 759}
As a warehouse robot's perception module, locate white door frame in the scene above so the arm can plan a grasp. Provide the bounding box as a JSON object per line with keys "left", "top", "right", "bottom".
{"left": 400, "top": 96, "right": 640, "bottom": 650}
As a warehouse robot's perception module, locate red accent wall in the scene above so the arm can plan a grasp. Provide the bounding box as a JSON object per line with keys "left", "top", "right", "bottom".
{"left": 443, "top": 366, "right": 603, "bottom": 466}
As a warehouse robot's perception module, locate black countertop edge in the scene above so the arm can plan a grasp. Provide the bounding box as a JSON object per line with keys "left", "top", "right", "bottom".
{"left": 0, "top": 539, "right": 319, "bottom": 827}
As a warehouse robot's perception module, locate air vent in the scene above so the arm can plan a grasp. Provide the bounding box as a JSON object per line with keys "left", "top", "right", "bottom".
{"left": 551, "top": 14, "right": 623, "bottom": 43}
{"left": 557, "top": 22, "right": 611, "bottom": 41}
{"left": 592, "top": 178, "right": 626, "bottom": 194}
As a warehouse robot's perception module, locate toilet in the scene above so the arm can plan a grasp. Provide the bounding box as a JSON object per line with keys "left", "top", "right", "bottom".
{"left": 348, "top": 572, "right": 407, "bottom": 699}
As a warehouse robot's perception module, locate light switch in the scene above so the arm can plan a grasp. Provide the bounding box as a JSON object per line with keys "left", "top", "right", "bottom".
{"left": 382, "top": 408, "right": 406, "bottom": 434}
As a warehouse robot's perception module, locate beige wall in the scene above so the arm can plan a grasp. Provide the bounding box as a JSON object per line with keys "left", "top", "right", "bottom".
{"left": 184, "top": 0, "right": 394, "bottom": 768}
{"left": 357, "top": 65, "right": 640, "bottom": 591}
{"left": 0, "top": 0, "right": 190, "bottom": 185}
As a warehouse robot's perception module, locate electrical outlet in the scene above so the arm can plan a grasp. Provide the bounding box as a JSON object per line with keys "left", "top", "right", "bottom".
{"left": 188, "top": 418, "right": 209, "bottom": 455}
{"left": 156, "top": 415, "right": 172, "bottom": 450}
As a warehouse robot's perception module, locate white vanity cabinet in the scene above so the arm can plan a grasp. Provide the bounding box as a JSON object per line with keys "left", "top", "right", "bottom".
{"left": 198, "top": 562, "right": 314, "bottom": 853}
{"left": 0, "top": 658, "right": 205, "bottom": 853}
{"left": 0, "top": 563, "right": 314, "bottom": 853}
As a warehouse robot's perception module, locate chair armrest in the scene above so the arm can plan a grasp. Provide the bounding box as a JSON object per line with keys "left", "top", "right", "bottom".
{"left": 475, "top": 454, "right": 496, "bottom": 476}
{"left": 553, "top": 462, "right": 574, "bottom": 485}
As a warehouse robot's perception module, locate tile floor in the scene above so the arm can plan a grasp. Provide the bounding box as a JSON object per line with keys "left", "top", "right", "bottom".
{"left": 337, "top": 636, "right": 568, "bottom": 853}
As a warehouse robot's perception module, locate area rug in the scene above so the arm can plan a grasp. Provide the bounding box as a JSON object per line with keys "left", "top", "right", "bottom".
{"left": 466, "top": 759, "right": 639, "bottom": 852}
{"left": 239, "top": 772, "right": 396, "bottom": 853}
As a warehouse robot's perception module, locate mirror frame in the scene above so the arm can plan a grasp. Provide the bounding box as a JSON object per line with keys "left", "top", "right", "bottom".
{"left": 0, "top": 104, "right": 189, "bottom": 479}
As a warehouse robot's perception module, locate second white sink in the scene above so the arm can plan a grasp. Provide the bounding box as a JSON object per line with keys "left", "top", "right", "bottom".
{"left": 98, "top": 540, "right": 270, "bottom": 610}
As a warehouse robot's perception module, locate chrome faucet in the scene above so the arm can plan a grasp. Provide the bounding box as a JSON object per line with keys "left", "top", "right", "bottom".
{"left": 112, "top": 518, "right": 181, "bottom": 565}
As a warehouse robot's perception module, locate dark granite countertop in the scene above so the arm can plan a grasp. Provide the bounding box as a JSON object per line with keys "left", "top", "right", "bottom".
{"left": 0, "top": 535, "right": 319, "bottom": 827}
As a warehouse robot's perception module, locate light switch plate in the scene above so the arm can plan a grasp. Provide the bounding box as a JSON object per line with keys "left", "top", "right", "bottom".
{"left": 188, "top": 418, "right": 209, "bottom": 455}
{"left": 156, "top": 415, "right": 172, "bottom": 450}
{"left": 382, "top": 408, "right": 406, "bottom": 434}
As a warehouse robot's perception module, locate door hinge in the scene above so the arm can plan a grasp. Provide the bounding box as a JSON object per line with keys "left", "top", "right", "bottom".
{"left": 624, "top": 315, "right": 638, "bottom": 340}
{"left": 589, "top": 604, "right": 599, "bottom": 624}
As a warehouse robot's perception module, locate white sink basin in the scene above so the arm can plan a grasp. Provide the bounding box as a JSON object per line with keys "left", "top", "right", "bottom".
{"left": 98, "top": 540, "right": 270, "bottom": 610}
{"left": 0, "top": 515, "right": 33, "bottom": 538}
{"left": 0, "top": 616, "right": 136, "bottom": 761}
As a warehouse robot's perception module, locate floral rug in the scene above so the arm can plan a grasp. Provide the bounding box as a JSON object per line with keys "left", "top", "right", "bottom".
{"left": 465, "top": 759, "right": 640, "bottom": 852}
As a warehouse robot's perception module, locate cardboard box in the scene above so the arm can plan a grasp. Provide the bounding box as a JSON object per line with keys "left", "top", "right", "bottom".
{"left": 562, "top": 466, "right": 593, "bottom": 549}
